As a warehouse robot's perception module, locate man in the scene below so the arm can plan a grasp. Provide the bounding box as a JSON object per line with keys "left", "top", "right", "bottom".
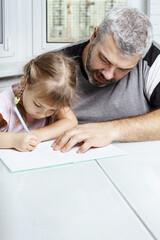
{"left": 52, "top": 5, "right": 160, "bottom": 153}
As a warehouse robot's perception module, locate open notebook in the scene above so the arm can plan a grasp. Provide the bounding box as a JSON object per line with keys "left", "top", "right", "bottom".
{"left": 0, "top": 140, "right": 127, "bottom": 172}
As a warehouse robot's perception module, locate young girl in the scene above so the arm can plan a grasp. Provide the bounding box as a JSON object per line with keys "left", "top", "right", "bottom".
{"left": 0, "top": 51, "right": 77, "bottom": 152}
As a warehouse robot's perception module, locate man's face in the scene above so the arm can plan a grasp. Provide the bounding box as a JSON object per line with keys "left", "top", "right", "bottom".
{"left": 85, "top": 34, "right": 141, "bottom": 87}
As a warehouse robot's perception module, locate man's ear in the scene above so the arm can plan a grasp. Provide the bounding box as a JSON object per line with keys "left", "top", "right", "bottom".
{"left": 90, "top": 26, "right": 98, "bottom": 44}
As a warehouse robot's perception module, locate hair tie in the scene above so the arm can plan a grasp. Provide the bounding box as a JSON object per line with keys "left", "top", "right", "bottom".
{"left": 14, "top": 97, "right": 20, "bottom": 105}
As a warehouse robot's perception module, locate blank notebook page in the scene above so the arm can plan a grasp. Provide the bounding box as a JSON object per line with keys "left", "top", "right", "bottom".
{"left": 0, "top": 140, "right": 127, "bottom": 172}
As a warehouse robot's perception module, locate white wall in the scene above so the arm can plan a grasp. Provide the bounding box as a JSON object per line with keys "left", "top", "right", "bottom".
{"left": 148, "top": 0, "right": 160, "bottom": 44}
{"left": 128, "top": 0, "right": 147, "bottom": 13}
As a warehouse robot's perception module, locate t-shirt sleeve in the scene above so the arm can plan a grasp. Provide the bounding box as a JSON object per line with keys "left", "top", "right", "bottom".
{"left": 144, "top": 43, "right": 160, "bottom": 109}
{"left": 145, "top": 55, "right": 160, "bottom": 108}
{"left": 0, "top": 95, "right": 9, "bottom": 131}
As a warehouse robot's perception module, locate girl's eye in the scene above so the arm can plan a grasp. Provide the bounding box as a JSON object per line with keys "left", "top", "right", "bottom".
{"left": 34, "top": 101, "right": 41, "bottom": 108}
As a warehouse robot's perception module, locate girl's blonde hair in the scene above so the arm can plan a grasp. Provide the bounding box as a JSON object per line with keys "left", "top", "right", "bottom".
{"left": 15, "top": 51, "right": 77, "bottom": 123}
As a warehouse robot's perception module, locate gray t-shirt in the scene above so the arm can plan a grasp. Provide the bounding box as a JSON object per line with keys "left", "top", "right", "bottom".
{"left": 60, "top": 40, "right": 160, "bottom": 124}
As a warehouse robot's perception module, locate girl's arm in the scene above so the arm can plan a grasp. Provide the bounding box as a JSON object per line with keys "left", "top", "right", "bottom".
{"left": 30, "top": 107, "right": 78, "bottom": 142}
{"left": 0, "top": 132, "right": 39, "bottom": 151}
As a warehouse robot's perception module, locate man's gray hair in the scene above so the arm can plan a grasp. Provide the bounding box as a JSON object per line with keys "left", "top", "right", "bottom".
{"left": 95, "top": 6, "right": 153, "bottom": 58}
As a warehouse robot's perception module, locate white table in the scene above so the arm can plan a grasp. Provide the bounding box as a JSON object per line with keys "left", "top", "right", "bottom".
{"left": 0, "top": 142, "right": 158, "bottom": 240}
{"left": 98, "top": 141, "right": 160, "bottom": 240}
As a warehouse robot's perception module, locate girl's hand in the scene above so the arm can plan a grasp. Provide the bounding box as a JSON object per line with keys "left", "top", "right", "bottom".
{"left": 13, "top": 132, "right": 40, "bottom": 152}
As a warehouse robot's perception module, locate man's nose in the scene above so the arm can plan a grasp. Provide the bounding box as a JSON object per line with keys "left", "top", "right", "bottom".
{"left": 102, "top": 66, "right": 115, "bottom": 79}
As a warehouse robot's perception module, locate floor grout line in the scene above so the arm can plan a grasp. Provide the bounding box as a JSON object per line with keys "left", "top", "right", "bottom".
{"left": 96, "top": 160, "right": 158, "bottom": 240}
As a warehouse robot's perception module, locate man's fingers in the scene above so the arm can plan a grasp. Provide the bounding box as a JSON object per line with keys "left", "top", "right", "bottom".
{"left": 77, "top": 140, "right": 93, "bottom": 154}
{"left": 52, "top": 132, "right": 70, "bottom": 150}
{"left": 61, "top": 134, "right": 87, "bottom": 152}
{"left": 53, "top": 133, "right": 87, "bottom": 152}
{"left": 52, "top": 128, "right": 80, "bottom": 150}
{"left": 52, "top": 127, "right": 85, "bottom": 150}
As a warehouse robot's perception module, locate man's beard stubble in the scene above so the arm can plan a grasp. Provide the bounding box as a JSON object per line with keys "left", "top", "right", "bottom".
{"left": 85, "top": 44, "right": 115, "bottom": 87}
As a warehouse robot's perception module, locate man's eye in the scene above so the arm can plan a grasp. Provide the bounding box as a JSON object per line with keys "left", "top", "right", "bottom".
{"left": 100, "top": 55, "right": 109, "bottom": 64}
{"left": 100, "top": 56, "right": 105, "bottom": 62}
{"left": 119, "top": 68, "right": 128, "bottom": 72}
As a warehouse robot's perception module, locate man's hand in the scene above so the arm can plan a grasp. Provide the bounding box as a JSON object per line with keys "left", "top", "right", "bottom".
{"left": 52, "top": 122, "right": 118, "bottom": 153}
{"left": 13, "top": 132, "right": 40, "bottom": 152}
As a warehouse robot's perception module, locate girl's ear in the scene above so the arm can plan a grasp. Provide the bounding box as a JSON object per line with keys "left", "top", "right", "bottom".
{"left": 90, "top": 26, "right": 98, "bottom": 44}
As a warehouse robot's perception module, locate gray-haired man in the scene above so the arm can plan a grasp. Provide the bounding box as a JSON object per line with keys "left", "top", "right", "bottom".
{"left": 52, "top": 5, "right": 160, "bottom": 153}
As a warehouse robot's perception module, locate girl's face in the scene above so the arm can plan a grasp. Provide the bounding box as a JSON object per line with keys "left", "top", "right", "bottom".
{"left": 22, "top": 86, "right": 57, "bottom": 119}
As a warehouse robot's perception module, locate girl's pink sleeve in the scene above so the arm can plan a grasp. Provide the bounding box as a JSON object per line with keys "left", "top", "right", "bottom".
{"left": 0, "top": 96, "right": 9, "bottom": 132}
{"left": 0, "top": 113, "right": 7, "bottom": 129}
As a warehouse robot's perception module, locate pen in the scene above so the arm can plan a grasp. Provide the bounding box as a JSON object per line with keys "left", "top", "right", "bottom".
{"left": 14, "top": 106, "right": 30, "bottom": 134}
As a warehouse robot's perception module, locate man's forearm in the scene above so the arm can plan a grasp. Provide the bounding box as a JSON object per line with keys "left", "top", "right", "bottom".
{"left": 52, "top": 109, "right": 160, "bottom": 153}
{"left": 112, "top": 109, "right": 160, "bottom": 142}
